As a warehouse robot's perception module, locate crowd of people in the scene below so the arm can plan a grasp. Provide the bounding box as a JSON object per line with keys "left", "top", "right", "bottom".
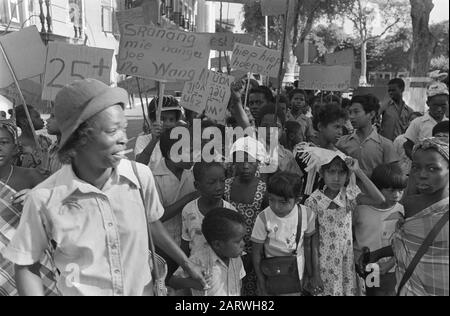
{"left": 0, "top": 75, "right": 448, "bottom": 296}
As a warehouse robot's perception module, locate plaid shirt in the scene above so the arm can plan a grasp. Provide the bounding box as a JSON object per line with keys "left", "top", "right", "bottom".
{"left": 0, "top": 182, "right": 58, "bottom": 296}
{"left": 393, "top": 197, "right": 449, "bottom": 296}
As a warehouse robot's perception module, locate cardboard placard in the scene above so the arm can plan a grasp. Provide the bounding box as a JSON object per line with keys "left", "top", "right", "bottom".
{"left": 117, "top": 77, "right": 185, "bottom": 95}
{"left": 231, "top": 43, "right": 281, "bottom": 78}
{"left": 294, "top": 41, "right": 318, "bottom": 64}
{"left": 0, "top": 26, "right": 47, "bottom": 89}
{"left": 298, "top": 64, "right": 352, "bottom": 91}
{"left": 116, "top": 7, "right": 146, "bottom": 32}
{"left": 260, "top": 0, "right": 288, "bottom": 16}
{"left": 180, "top": 68, "right": 210, "bottom": 114}
{"left": 117, "top": 24, "right": 210, "bottom": 82}
{"left": 204, "top": 71, "right": 234, "bottom": 123}
{"left": 42, "top": 42, "right": 114, "bottom": 101}
{"left": 0, "top": 76, "right": 43, "bottom": 106}
{"left": 211, "top": 56, "right": 230, "bottom": 69}
{"left": 206, "top": 32, "right": 253, "bottom": 51}
{"left": 324, "top": 49, "right": 355, "bottom": 67}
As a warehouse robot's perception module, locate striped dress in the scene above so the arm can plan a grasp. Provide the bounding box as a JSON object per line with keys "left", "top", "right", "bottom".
{"left": 393, "top": 197, "right": 449, "bottom": 296}
{"left": 0, "top": 181, "right": 59, "bottom": 296}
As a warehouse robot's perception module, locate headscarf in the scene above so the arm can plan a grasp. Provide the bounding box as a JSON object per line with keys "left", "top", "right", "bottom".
{"left": 294, "top": 142, "right": 355, "bottom": 195}
{"left": 412, "top": 137, "right": 449, "bottom": 162}
{"left": 0, "top": 119, "right": 19, "bottom": 145}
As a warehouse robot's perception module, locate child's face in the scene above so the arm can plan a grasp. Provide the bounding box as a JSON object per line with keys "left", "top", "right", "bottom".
{"left": 0, "top": 128, "right": 17, "bottom": 167}
{"left": 279, "top": 103, "right": 287, "bottom": 116}
{"left": 214, "top": 223, "right": 246, "bottom": 259}
{"left": 291, "top": 93, "right": 307, "bottom": 112}
{"left": 381, "top": 188, "right": 404, "bottom": 205}
{"left": 411, "top": 149, "right": 449, "bottom": 195}
{"left": 195, "top": 165, "right": 226, "bottom": 201}
{"left": 235, "top": 152, "right": 258, "bottom": 182}
{"left": 161, "top": 111, "right": 178, "bottom": 130}
{"left": 289, "top": 129, "right": 303, "bottom": 146}
{"left": 319, "top": 119, "right": 345, "bottom": 145}
{"left": 46, "top": 113, "right": 60, "bottom": 136}
{"left": 322, "top": 159, "right": 348, "bottom": 192}
{"left": 268, "top": 193, "right": 296, "bottom": 218}
{"left": 427, "top": 95, "right": 448, "bottom": 122}
{"left": 249, "top": 93, "right": 267, "bottom": 120}
{"left": 348, "top": 102, "right": 373, "bottom": 130}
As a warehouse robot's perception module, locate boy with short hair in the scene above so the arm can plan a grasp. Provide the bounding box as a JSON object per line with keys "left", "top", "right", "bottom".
{"left": 337, "top": 95, "right": 399, "bottom": 177}
{"left": 248, "top": 86, "right": 274, "bottom": 122}
{"left": 170, "top": 208, "right": 247, "bottom": 296}
{"left": 380, "top": 78, "right": 414, "bottom": 141}
{"left": 286, "top": 89, "right": 315, "bottom": 142}
{"left": 432, "top": 120, "right": 449, "bottom": 138}
{"left": 404, "top": 82, "right": 449, "bottom": 158}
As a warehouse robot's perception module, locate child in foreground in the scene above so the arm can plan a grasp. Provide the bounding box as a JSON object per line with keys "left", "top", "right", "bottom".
{"left": 170, "top": 208, "right": 247, "bottom": 296}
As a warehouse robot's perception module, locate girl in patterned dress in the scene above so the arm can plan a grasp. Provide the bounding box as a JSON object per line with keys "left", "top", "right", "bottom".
{"left": 302, "top": 148, "right": 385, "bottom": 296}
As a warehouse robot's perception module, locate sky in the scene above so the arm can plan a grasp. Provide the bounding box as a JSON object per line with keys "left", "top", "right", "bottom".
{"left": 214, "top": 0, "right": 449, "bottom": 34}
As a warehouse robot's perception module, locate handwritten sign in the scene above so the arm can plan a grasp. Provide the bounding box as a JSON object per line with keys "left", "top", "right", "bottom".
{"left": 180, "top": 68, "right": 210, "bottom": 114}
{"left": 204, "top": 71, "right": 234, "bottom": 123}
{"left": 324, "top": 49, "right": 355, "bottom": 67}
{"left": 211, "top": 56, "right": 230, "bottom": 69}
{"left": 42, "top": 42, "right": 114, "bottom": 101}
{"left": 0, "top": 26, "right": 47, "bottom": 89}
{"left": 117, "top": 24, "right": 210, "bottom": 82}
{"left": 298, "top": 65, "right": 352, "bottom": 91}
{"left": 261, "top": 0, "right": 288, "bottom": 16}
{"left": 231, "top": 43, "right": 281, "bottom": 77}
{"left": 0, "top": 76, "right": 43, "bottom": 106}
{"left": 205, "top": 33, "right": 253, "bottom": 51}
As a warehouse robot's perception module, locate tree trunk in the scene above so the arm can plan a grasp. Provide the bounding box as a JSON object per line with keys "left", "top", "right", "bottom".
{"left": 409, "top": 0, "right": 436, "bottom": 76}
{"left": 360, "top": 40, "right": 368, "bottom": 86}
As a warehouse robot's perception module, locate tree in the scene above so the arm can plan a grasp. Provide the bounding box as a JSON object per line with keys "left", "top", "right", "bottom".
{"left": 311, "top": 23, "right": 348, "bottom": 56}
{"left": 346, "top": 0, "right": 410, "bottom": 85}
{"left": 409, "top": 0, "right": 437, "bottom": 76}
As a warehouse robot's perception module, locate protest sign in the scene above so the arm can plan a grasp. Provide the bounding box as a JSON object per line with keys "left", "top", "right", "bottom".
{"left": 260, "top": 0, "right": 288, "bottom": 16}
{"left": 0, "top": 76, "right": 43, "bottom": 107}
{"left": 180, "top": 68, "right": 209, "bottom": 114}
{"left": 204, "top": 71, "right": 234, "bottom": 123}
{"left": 298, "top": 64, "right": 352, "bottom": 91}
{"left": 231, "top": 43, "right": 281, "bottom": 78}
{"left": 324, "top": 49, "right": 355, "bottom": 67}
{"left": 42, "top": 42, "right": 114, "bottom": 101}
{"left": 117, "top": 24, "right": 210, "bottom": 82}
{"left": 211, "top": 56, "right": 230, "bottom": 69}
{"left": 206, "top": 33, "right": 253, "bottom": 51}
{"left": 117, "top": 77, "right": 185, "bottom": 95}
{"left": 0, "top": 26, "right": 47, "bottom": 89}
{"left": 294, "top": 40, "right": 318, "bottom": 64}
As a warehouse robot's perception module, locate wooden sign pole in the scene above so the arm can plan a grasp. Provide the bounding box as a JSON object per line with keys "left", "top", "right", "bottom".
{"left": 274, "top": 0, "right": 290, "bottom": 124}
{"left": 0, "top": 42, "right": 41, "bottom": 150}
{"left": 157, "top": 81, "right": 165, "bottom": 125}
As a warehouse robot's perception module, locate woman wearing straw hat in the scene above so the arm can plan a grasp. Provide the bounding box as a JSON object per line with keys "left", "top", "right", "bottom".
{"left": 1, "top": 79, "right": 206, "bottom": 296}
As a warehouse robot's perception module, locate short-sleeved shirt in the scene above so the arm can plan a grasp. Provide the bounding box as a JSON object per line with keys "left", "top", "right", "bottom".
{"left": 153, "top": 158, "right": 196, "bottom": 246}
{"left": 182, "top": 199, "right": 236, "bottom": 255}
{"left": 173, "top": 244, "right": 245, "bottom": 296}
{"left": 393, "top": 134, "right": 411, "bottom": 175}
{"left": 380, "top": 99, "right": 414, "bottom": 141}
{"left": 336, "top": 129, "right": 399, "bottom": 177}
{"left": 1, "top": 160, "right": 164, "bottom": 296}
{"left": 404, "top": 113, "right": 449, "bottom": 144}
{"left": 286, "top": 111, "right": 316, "bottom": 141}
{"left": 134, "top": 134, "right": 162, "bottom": 171}
{"left": 251, "top": 205, "right": 315, "bottom": 279}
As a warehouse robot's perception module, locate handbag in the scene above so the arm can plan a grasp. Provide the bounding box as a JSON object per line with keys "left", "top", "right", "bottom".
{"left": 260, "top": 205, "right": 305, "bottom": 295}
{"left": 396, "top": 211, "right": 449, "bottom": 296}
{"left": 131, "top": 161, "right": 168, "bottom": 296}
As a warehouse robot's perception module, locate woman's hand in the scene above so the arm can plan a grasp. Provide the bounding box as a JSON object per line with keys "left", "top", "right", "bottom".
{"left": 11, "top": 189, "right": 31, "bottom": 207}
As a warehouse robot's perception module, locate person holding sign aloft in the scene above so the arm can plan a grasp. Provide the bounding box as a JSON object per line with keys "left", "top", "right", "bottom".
{"left": 1, "top": 79, "right": 207, "bottom": 296}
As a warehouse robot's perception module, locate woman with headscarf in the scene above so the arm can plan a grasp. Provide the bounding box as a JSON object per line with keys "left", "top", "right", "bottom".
{"left": 359, "top": 137, "right": 449, "bottom": 296}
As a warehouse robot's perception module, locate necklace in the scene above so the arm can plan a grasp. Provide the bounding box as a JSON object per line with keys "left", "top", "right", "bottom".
{"left": 0, "top": 166, "right": 14, "bottom": 186}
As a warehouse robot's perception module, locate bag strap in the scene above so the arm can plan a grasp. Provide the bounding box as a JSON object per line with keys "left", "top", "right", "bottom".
{"left": 396, "top": 211, "right": 449, "bottom": 296}
{"left": 294, "top": 205, "right": 303, "bottom": 255}
{"left": 131, "top": 161, "right": 160, "bottom": 284}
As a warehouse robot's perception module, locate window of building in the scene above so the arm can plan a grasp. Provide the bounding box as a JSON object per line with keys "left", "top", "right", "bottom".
{"left": 1, "top": 0, "right": 22, "bottom": 25}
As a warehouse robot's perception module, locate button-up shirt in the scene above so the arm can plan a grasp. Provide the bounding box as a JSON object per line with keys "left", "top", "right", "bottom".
{"left": 153, "top": 158, "right": 196, "bottom": 246}
{"left": 404, "top": 113, "right": 449, "bottom": 144}
{"left": 337, "top": 129, "right": 399, "bottom": 176}
{"left": 1, "top": 160, "right": 164, "bottom": 296}
{"left": 286, "top": 110, "right": 316, "bottom": 141}
{"left": 380, "top": 99, "right": 414, "bottom": 141}
{"left": 173, "top": 244, "right": 245, "bottom": 296}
